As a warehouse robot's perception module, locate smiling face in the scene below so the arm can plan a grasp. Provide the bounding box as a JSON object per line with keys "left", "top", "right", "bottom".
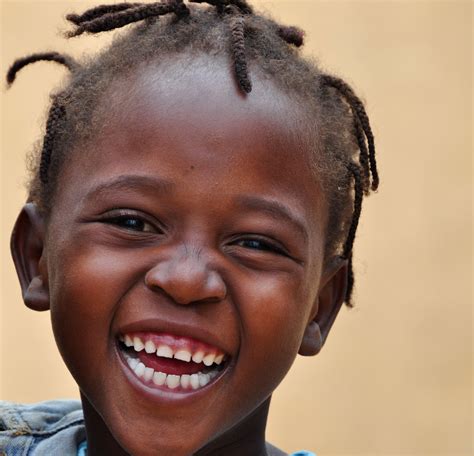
{"left": 17, "top": 56, "right": 336, "bottom": 455}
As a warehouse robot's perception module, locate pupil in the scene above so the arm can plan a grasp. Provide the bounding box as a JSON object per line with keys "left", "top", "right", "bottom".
{"left": 121, "top": 218, "right": 143, "bottom": 230}
{"left": 245, "top": 240, "right": 269, "bottom": 251}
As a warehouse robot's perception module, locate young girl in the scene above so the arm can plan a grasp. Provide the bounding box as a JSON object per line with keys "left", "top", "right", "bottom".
{"left": 1, "top": 1, "right": 379, "bottom": 455}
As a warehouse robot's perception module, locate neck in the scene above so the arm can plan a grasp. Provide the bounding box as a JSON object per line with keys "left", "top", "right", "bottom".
{"left": 81, "top": 392, "right": 274, "bottom": 456}
{"left": 195, "top": 398, "right": 272, "bottom": 456}
{"left": 81, "top": 392, "right": 129, "bottom": 456}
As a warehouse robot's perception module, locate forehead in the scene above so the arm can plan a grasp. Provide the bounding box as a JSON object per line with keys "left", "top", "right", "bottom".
{"left": 93, "top": 56, "right": 315, "bottom": 160}
{"left": 56, "top": 56, "right": 327, "bottom": 244}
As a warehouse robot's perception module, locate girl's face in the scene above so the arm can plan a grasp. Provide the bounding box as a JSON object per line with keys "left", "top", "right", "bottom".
{"left": 42, "top": 58, "right": 330, "bottom": 455}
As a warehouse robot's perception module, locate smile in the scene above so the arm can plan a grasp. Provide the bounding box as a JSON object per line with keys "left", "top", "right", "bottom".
{"left": 118, "top": 332, "right": 228, "bottom": 392}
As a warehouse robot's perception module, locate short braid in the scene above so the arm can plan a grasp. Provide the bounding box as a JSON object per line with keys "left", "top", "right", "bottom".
{"left": 353, "top": 115, "right": 371, "bottom": 192}
{"left": 66, "top": 2, "right": 185, "bottom": 37}
{"left": 346, "top": 254, "right": 355, "bottom": 308}
{"left": 6, "top": 53, "right": 74, "bottom": 185}
{"left": 342, "top": 162, "right": 364, "bottom": 305}
{"left": 319, "top": 73, "right": 379, "bottom": 302}
{"left": 228, "top": 10, "right": 252, "bottom": 93}
{"left": 343, "top": 163, "right": 363, "bottom": 259}
{"left": 39, "top": 98, "right": 66, "bottom": 184}
{"left": 6, "top": 52, "right": 78, "bottom": 86}
{"left": 278, "top": 26, "right": 304, "bottom": 47}
{"left": 191, "top": 1, "right": 253, "bottom": 93}
{"left": 66, "top": 1, "right": 253, "bottom": 94}
{"left": 321, "top": 74, "right": 379, "bottom": 191}
{"left": 66, "top": 3, "right": 142, "bottom": 25}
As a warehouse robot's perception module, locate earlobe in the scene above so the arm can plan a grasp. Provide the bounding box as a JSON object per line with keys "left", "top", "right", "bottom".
{"left": 10, "top": 202, "right": 50, "bottom": 311}
{"left": 299, "top": 320, "right": 323, "bottom": 356}
{"left": 298, "top": 256, "right": 349, "bottom": 356}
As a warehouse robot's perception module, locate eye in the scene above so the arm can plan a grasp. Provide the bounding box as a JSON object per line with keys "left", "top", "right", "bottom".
{"left": 102, "top": 211, "right": 159, "bottom": 233}
{"left": 233, "top": 236, "right": 288, "bottom": 256}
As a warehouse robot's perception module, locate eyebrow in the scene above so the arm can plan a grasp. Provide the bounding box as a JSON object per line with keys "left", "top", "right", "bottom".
{"left": 235, "top": 195, "right": 309, "bottom": 242}
{"left": 82, "top": 177, "right": 309, "bottom": 240}
{"left": 82, "top": 174, "right": 174, "bottom": 201}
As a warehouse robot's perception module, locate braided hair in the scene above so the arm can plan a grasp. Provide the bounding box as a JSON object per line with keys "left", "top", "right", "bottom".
{"left": 6, "top": 0, "right": 379, "bottom": 306}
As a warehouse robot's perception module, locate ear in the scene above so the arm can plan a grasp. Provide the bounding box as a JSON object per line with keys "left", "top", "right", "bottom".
{"left": 299, "top": 256, "right": 348, "bottom": 356}
{"left": 10, "top": 202, "right": 50, "bottom": 311}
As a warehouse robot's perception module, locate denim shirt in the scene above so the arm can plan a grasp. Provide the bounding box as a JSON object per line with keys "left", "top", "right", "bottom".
{"left": 0, "top": 400, "right": 85, "bottom": 455}
{"left": 0, "top": 400, "right": 315, "bottom": 456}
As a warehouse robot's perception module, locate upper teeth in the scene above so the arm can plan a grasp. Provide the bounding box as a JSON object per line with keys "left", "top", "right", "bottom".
{"left": 122, "top": 334, "right": 225, "bottom": 366}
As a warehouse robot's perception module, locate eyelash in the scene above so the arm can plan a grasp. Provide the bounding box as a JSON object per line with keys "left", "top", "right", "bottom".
{"left": 231, "top": 237, "right": 288, "bottom": 256}
{"left": 101, "top": 212, "right": 289, "bottom": 256}
{"left": 102, "top": 212, "right": 159, "bottom": 233}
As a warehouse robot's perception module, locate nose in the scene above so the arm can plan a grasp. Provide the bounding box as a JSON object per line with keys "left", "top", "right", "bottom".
{"left": 144, "top": 247, "right": 227, "bottom": 305}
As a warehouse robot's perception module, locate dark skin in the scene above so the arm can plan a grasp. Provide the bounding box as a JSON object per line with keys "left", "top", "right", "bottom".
{"left": 11, "top": 56, "right": 348, "bottom": 456}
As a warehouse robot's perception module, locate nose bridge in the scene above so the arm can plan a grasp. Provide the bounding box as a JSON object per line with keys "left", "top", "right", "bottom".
{"left": 144, "top": 243, "right": 226, "bottom": 305}
{"left": 174, "top": 244, "right": 207, "bottom": 280}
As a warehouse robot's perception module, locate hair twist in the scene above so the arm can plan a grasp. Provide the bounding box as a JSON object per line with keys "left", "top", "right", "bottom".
{"left": 6, "top": 52, "right": 78, "bottom": 86}
{"left": 66, "top": 2, "right": 181, "bottom": 37}
{"left": 66, "top": 3, "right": 142, "bottom": 25}
{"left": 39, "top": 99, "right": 66, "bottom": 184}
{"left": 321, "top": 74, "right": 379, "bottom": 191}
{"left": 228, "top": 11, "right": 251, "bottom": 93}
{"left": 278, "top": 26, "right": 304, "bottom": 47}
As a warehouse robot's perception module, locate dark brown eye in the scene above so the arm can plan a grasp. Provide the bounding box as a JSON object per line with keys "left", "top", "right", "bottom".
{"left": 234, "top": 237, "right": 287, "bottom": 256}
{"left": 103, "top": 214, "right": 157, "bottom": 233}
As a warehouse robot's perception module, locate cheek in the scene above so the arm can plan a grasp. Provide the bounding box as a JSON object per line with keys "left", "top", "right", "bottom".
{"left": 48, "top": 243, "right": 134, "bottom": 383}
{"left": 236, "top": 273, "right": 312, "bottom": 393}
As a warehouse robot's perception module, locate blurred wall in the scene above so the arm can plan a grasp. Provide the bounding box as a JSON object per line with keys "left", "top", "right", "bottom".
{"left": 1, "top": 1, "right": 472, "bottom": 455}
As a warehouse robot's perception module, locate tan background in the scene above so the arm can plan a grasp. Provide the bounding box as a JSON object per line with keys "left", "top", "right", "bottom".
{"left": 1, "top": 1, "right": 472, "bottom": 455}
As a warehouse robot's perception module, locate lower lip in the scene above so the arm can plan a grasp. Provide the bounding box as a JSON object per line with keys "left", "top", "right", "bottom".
{"left": 115, "top": 343, "right": 230, "bottom": 403}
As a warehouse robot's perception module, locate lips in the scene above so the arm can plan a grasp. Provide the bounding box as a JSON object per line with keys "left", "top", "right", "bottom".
{"left": 118, "top": 331, "right": 229, "bottom": 392}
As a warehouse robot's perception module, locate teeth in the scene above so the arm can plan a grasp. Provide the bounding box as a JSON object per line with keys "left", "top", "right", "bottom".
{"left": 192, "top": 351, "right": 204, "bottom": 363}
{"left": 180, "top": 374, "right": 190, "bottom": 388}
{"left": 156, "top": 345, "right": 173, "bottom": 359}
{"left": 133, "top": 337, "right": 145, "bottom": 352}
{"left": 166, "top": 374, "right": 180, "bottom": 389}
{"left": 127, "top": 349, "right": 219, "bottom": 390}
{"left": 123, "top": 334, "right": 226, "bottom": 366}
{"left": 203, "top": 354, "right": 215, "bottom": 367}
{"left": 153, "top": 372, "right": 167, "bottom": 386}
{"left": 143, "top": 367, "right": 154, "bottom": 382}
{"left": 127, "top": 357, "right": 139, "bottom": 370}
{"left": 190, "top": 374, "right": 200, "bottom": 390}
{"left": 124, "top": 335, "right": 133, "bottom": 347}
{"left": 129, "top": 361, "right": 216, "bottom": 389}
{"left": 122, "top": 339, "right": 225, "bottom": 391}
{"left": 134, "top": 362, "right": 146, "bottom": 377}
{"left": 174, "top": 349, "right": 192, "bottom": 362}
{"left": 145, "top": 340, "right": 156, "bottom": 354}
{"left": 198, "top": 372, "right": 210, "bottom": 387}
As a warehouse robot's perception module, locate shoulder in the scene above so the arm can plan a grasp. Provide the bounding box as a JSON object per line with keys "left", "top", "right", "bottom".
{"left": 0, "top": 399, "right": 85, "bottom": 454}
{"left": 0, "top": 399, "right": 83, "bottom": 432}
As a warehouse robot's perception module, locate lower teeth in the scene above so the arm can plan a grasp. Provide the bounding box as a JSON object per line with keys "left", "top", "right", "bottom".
{"left": 123, "top": 349, "right": 220, "bottom": 390}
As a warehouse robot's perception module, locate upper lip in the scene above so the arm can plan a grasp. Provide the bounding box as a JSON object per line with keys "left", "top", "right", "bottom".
{"left": 116, "top": 318, "right": 233, "bottom": 356}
